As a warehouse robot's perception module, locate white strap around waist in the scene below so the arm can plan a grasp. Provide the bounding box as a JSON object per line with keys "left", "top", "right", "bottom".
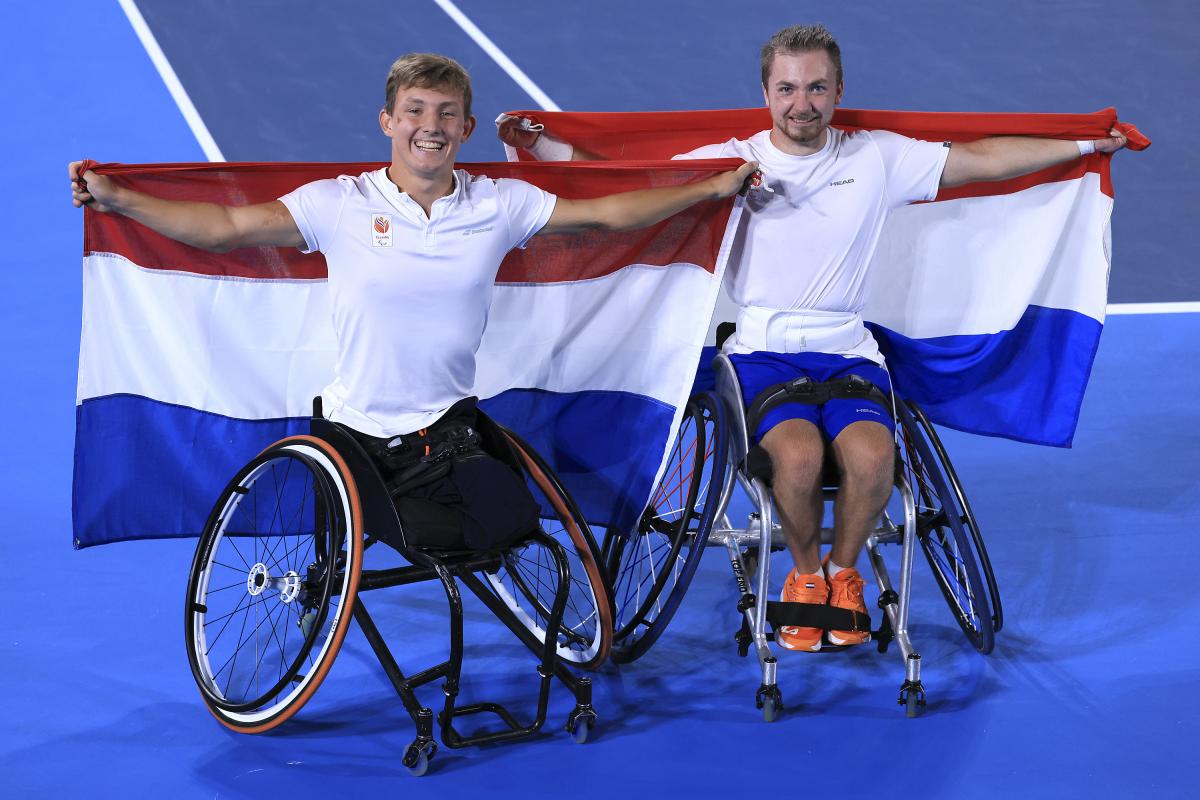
{"left": 724, "top": 306, "right": 883, "bottom": 363}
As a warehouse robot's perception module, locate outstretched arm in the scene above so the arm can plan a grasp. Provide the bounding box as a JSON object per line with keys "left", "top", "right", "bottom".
{"left": 538, "top": 161, "right": 757, "bottom": 235}
{"left": 940, "top": 128, "right": 1128, "bottom": 188}
{"left": 69, "top": 161, "right": 305, "bottom": 252}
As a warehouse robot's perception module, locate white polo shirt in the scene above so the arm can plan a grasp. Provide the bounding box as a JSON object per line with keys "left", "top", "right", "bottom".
{"left": 280, "top": 168, "right": 556, "bottom": 437}
{"left": 676, "top": 128, "right": 949, "bottom": 360}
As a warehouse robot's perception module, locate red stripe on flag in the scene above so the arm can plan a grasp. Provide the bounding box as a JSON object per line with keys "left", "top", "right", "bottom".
{"left": 503, "top": 106, "right": 1148, "bottom": 198}
{"left": 82, "top": 161, "right": 737, "bottom": 280}
{"left": 490, "top": 160, "right": 737, "bottom": 280}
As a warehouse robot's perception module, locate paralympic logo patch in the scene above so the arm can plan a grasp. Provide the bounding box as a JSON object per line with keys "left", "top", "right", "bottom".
{"left": 372, "top": 214, "right": 392, "bottom": 247}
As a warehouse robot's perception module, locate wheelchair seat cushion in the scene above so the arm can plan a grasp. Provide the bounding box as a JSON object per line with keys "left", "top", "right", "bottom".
{"left": 729, "top": 351, "right": 894, "bottom": 443}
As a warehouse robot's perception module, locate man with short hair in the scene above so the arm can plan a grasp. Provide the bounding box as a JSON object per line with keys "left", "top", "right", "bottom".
{"left": 501, "top": 25, "right": 1127, "bottom": 650}
{"left": 71, "top": 52, "right": 756, "bottom": 550}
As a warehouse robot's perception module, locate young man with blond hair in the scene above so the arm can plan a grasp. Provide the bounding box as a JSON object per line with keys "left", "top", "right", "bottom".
{"left": 72, "top": 52, "right": 755, "bottom": 549}
{"left": 501, "top": 25, "right": 1127, "bottom": 650}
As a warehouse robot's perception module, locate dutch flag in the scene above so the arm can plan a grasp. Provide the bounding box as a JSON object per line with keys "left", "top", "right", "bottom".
{"left": 73, "top": 160, "right": 742, "bottom": 547}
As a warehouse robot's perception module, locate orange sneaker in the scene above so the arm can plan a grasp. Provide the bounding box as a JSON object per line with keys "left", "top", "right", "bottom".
{"left": 777, "top": 568, "right": 828, "bottom": 652}
{"left": 827, "top": 566, "right": 871, "bottom": 646}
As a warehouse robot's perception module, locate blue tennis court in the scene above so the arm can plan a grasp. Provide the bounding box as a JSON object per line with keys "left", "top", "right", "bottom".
{"left": 4, "top": 1, "right": 1198, "bottom": 796}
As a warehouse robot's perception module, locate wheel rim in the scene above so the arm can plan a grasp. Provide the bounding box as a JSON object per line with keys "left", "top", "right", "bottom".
{"left": 186, "top": 440, "right": 360, "bottom": 726}
{"left": 484, "top": 431, "right": 612, "bottom": 669}
{"left": 609, "top": 395, "right": 722, "bottom": 659}
{"left": 907, "top": 401, "right": 1003, "bottom": 633}
{"left": 897, "top": 405, "right": 994, "bottom": 653}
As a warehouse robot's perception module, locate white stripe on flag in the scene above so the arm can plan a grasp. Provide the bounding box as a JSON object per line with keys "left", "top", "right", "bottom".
{"left": 866, "top": 173, "right": 1113, "bottom": 338}
{"left": 79, "top": 254, "right": 719, "bottom": 419}
{"left": 78, "top": 254, "right": 334, "bottom": 418}
{"left": 475, "top": 263, "right": 717, "bottom": 403}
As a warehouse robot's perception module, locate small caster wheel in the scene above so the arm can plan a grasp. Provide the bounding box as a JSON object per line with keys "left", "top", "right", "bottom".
{"left": 566, "top": 707, "right": 597, "bottom": 744}
{"left": 403, "top": 740, "right": 436, "bottom": 777}
{"left": 761, "top": 695, "right": 779, "bottom": 723}
{"left": 755, "top": 685, "right": 783, "bottom": 723}
{"left": 570, "top": 717, "right": 593, "bottom": 743}
{"left": 898, "top": 681, "right": 926, "bottom": 718}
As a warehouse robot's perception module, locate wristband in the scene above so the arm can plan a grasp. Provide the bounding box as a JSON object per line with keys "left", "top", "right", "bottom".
{"left": 1076, "top": 140, "right": 1096, "bottom": 157}
{"left": 527, "top": 131, "right": 574, "bottom": 162}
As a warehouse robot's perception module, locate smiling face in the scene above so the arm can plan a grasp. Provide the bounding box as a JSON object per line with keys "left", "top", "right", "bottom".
{"left": 762, "top": 49, "right": 843, "bottom": 155}
{"left": 379, "top": 83, "right": 476, "bottom": 184}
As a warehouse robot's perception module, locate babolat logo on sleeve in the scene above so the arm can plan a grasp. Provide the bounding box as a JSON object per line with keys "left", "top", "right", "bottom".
{"left": 372, "top": 214, "right": 393, "bottom": 247}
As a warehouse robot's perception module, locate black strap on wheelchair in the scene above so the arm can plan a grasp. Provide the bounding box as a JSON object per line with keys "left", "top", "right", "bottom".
{"left": 764, "top": 600, "right": 872, "bottom": 635}
{"left": 738, "top": 374, "right": 892, "bottom": 485}
{"left": 745, "top": 374, "right": 892, "bottom": 440}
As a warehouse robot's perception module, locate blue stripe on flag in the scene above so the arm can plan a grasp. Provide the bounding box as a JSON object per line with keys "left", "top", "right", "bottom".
{"left": 689, "top": 305, "right": 1100, "bottom": 448}
{"left": 72, "top": 395, "right": 308, "bottom": 548}
{"left": 73, "top": 389, "right": 674, "bottom": 547}
{"left": 481, "top": 388, "right": 675, "bottom": 536}
{"left": 870, "top": 304, "right": 1102, "bottom": 447}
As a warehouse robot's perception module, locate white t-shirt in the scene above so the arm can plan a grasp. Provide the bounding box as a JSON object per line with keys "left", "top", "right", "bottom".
{"left": 676, "top": 128, "right": 948, "bottom": 358}
{"left": 279, "top": 168, "right": 556, "bottom": 437}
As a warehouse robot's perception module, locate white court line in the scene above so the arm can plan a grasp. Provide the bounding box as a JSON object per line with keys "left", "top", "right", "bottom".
{"left": 1107, "top": 302, "right": 1200, "bottom": 315}
{"left": 118, "top": 0, "right": 225, "bottom": 162}
{"left": 433, "top": 0, "right": 561, "bottom": 111}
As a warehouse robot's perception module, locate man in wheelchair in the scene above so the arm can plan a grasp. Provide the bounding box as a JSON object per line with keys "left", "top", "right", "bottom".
{"left": 70, "top": 53, "right": 756, "bottom": 552}
{"left": 501, "top": 23, "right": 1128, "bottom": 653}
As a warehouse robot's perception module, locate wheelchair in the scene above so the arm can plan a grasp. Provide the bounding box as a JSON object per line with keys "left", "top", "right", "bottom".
{"left": 183, "top": 401, "right": 613, "bottom": 775}
{"left": 606, "top": 340, "right": 1002, "bottom": 719}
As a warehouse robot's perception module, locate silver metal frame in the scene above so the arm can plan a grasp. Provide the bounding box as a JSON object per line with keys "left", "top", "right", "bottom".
{"left": 708, "top": 352, "right": 923, "bottom": 713}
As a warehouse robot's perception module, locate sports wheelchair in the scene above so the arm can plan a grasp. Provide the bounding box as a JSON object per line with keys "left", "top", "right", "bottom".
{"left": 183, "top": 402, "right": 613, "bottom": 775}
{"left": 605, "top": 342, "right": 1002, "bottom": 719}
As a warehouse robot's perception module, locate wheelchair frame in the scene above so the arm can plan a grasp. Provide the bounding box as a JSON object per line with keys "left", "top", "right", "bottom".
{"left": 605, "top": 349, "right": 1002, "bottom": 719}
{"left": 184, "top": 407, "right": 608, "bottom": 775}
{"left": 710, "top": 351, "right": 924, "bottom": 718}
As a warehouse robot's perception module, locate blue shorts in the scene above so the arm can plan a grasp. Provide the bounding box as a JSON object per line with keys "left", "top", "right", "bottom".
{"left": 729, "top": 351, "right": 894, "bottom": 443}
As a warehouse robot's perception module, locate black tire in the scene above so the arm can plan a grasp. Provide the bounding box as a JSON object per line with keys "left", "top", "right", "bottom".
{"left": 184, "top": 435, "right": 364, "bottom": 732}
{"left": 896, "top": 401, "right": 996, "bottom": 654}
{"left": 484, "top": 429, "right": 613, "bottom": 670}
{"left": 606, "top": 392, "right": 727, "bottom": 663}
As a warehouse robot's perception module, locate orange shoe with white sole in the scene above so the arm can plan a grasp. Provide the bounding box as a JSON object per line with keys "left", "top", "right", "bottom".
{"left": 826, "top": 567, "right": 871, "bottom": 646}
{"left": 777, "top": 568, "right": 828, "bottom": 652}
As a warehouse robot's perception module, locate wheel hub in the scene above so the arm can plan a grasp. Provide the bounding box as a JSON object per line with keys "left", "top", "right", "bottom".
{"left": 247, "top": 563, "right": 270, "bottom": 596}
{"left": 245, "top": 564, "right": 303, "bottom": 603}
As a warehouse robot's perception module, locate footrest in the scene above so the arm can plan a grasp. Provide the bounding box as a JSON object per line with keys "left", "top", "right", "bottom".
{"left": 765, "top": 600, "right": 871, "bottom": 634}
{"left": 440, "top": 701, "right": 542, "bottom": 749}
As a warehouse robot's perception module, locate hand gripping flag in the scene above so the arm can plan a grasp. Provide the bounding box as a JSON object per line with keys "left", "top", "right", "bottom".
{"left": 74, "top": 160, "right": 742, "bottom": 547}
{"left": 501, "top": 106, "right": 1150, "bottom": 447}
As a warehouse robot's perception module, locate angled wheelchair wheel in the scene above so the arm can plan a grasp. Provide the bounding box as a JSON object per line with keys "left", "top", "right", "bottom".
{"left": 485, "top": 429, "right": 613, "bottom": 670}
{"left": 606, "top": 391, "right": 727, "bottom": 663}
{"left": 896, "top": 401, "right": 997, "bottom": 654}
{"left": 184, "top": 435, "right": 364, "bottom": 732}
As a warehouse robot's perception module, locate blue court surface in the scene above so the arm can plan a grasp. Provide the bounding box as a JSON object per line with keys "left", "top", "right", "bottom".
{"left": 4, "top": 1, "right": 1198, "bottom": 796}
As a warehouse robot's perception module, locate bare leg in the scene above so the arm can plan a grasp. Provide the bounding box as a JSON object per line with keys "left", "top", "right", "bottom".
{"left": 760, "top": 419, "right": 825, "bottom": 574}
{"left": 828, "top": 420, "right": 895, "bottom": 568}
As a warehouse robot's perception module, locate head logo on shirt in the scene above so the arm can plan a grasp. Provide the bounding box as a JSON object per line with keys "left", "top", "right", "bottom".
{"left": 372, "top": 214, "right": 393, "bottom": 247}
